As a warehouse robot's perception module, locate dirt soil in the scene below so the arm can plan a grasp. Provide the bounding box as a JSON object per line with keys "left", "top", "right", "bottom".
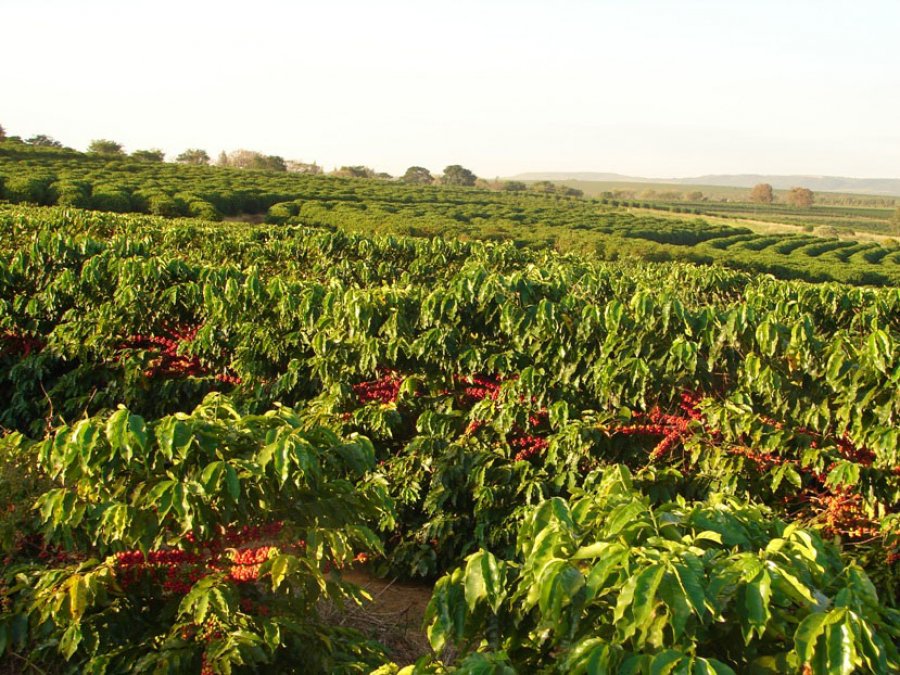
{"left": 335, "top": 566, "right": 436, "bottom": 666}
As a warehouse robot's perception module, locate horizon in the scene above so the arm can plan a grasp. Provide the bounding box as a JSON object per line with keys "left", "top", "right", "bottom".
{"left": 3, "top": 0, "right": 899, "bottom": 179}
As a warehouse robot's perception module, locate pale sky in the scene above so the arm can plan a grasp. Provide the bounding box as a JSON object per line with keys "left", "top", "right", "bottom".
{"left": 3, "top": 0, "right": 899, "bottom": 178}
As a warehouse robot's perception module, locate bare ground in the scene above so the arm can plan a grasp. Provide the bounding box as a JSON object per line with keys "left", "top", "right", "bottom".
{"left": 331, "top": 566, "right": 436, "bottom": 666}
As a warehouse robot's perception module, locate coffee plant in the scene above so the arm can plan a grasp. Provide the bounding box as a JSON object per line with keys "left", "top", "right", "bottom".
{"left": 0, "top": 203, "right": 898, "bottom": 672}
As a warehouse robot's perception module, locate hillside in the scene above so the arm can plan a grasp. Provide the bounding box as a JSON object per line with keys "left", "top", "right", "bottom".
{"left": 511, "top": 171, "right": 900, "bottom": 196}
{"left": 1, "top": 143, "right": 899, "bottom": 286}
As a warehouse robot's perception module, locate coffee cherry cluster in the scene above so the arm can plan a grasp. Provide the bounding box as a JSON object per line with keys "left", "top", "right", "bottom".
{"left": 353, "top": 371, "right": 402, "bottom": 403}
{"left": 228, "top": 563, "right": 262, "bottom": 583}
{"left": 230, "top": 546, "right": 273, "bottom": 566}
{"left": 511, "top": 434, "right": 549, "bottom": 462}
{"left": 455, "top": 374, "right": 503, "bottom": 404}
{"left": 610, "top": 396, "right": 701, "bottom": 462}
{"left": 811, "top": 491, "right": 880, "bottom": 539}
{"left": 678, "top": 391, "right": 704, "bottom": 420}
{"left": 0, "top": 330, "right": 44, "bottom": 357}
{"left": 120, "top": 324, "right": 241, "bottom": 385}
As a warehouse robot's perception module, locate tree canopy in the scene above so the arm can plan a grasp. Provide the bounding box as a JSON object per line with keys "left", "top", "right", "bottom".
{"left": 88, "top": 139, "right": 124, "bottom": 155}
{"left": 334, "top": 166, "right": 376, "bottom": 179}
{"left": 25, "top": 134, "right": 63, "bottom": 148}
{"left": 220, "top": 150, "right": 287, "bottom": 172}
{"left": 131, "top": 149, "right": 165, "bottom": 162}
{"left": 401, "top": 166, "right": 434, "bottom": 185}
{"left": 175, "top": 149, "right": 210, "bottom": 165}
{"left": 749, "top": 183, "right": 774, "bottom": 204}
{"left": 442, "top": 164, "right": 477, "bottom": 187}
{"left": 786, "top": 186, "right": 814, "bottom": 208}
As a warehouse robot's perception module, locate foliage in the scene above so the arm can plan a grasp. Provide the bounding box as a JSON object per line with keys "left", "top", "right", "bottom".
{"left": 402, "top": 167, "right": 434, "bottom": 185}
{"left": 0, "top": 203, "right": 898, "bottom": 671}
{"left": 131, "top": 149, "right": 165, "bottom": 162}
{"left": 88, "top": 139, "right": 124, "bottom": 155}
{"left": 442, "top": 165, "right": 477, "bottom": 187}
{"left": 220, "top": 150, "right": 286, "bottom": 172}
{"left": 176, "top": 149, "right": 211, "bottom": 165}
{"left": 750, "top": 183, "right": 774, "bottom": 204}
{"left": 788, "top": 187, "right": 815, "bottom": 208}
{"left": 0, "top": 147, "right": 899, "bottom": 284}
{"left": 0, "top": 395, "right": 392, "bottom": 672}
{"left": 424, "top": 468, "right": 900, "bottom": 673}
{"left": 26, "top": 134, "right": 64, "bottom": 148}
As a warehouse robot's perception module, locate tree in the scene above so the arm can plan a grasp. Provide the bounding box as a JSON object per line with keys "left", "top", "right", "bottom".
{"left": 219, "top": 150, "right": 287, "bottom": 172}
{"left": 531, "top": 180, "right": 556, "bottom": 193}
{"left": 25, "top": 134, "right": 63, "bottom": 148}
{"left": 175, "top": 148, "right": 210, "bottom": 165}
{"left": 0, "top": 123, "right": 5, "bottom": 141}
{"left": 749, "top": 183, "right": 774, "bottom": 204}
{"left": 258, "top": 155, "right": 287, "bottom": 172}
{"left": 333, "top": 166, "right": 375, "bottom": 179}
{"left": 401, "top": 166, "right": 434, "bottom": 185}
{"left": 88, "top": 139, "right": 124, "bottom": 155}
{"left": 131, "top": 149, "right": 165, "bottom": 162}
{"left": 442, "top": 164, "right": 477, "bottom": 187}
{"left": 286, "top": 160, "right": 321, "bottom": 174}
{"left": 503, "top": 181, "right": 527, "bottom": 191}
{"left": 686, "top": 190, "right": 704, "bottom": 201}
{"left": 786, "top": 186, "right": 814, "bottom": 208}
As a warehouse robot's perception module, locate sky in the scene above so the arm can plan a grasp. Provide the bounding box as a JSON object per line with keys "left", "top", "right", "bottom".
{"left": 3, "top": 0, "right": 899, "bottom": 178}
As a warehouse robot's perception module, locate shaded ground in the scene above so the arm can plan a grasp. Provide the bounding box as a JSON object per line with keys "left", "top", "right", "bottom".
{"left": 334, "top": 567, "right": 436, "bottom": 666}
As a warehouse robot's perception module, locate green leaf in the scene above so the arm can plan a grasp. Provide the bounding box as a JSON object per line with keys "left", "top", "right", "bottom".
{"left": 224, "top": 463, "right": 240, "bottom": 502}
{"left": 267, "top": 554, "right": 300, "bottom": 591}
{"left": 659, "top": 573, "right": 692, "bottom": 641}
{"left": 773, "top": 564, "right": 817, "bottom": 606}
{"left": 631, "top": 564, "right": 665, "bottom": 629}
{"left": 649, "top": 650, "right": 685, "bottom": 675}
{"left": 572, "top": 541, "right": 612, "bottom": 560}
{"left": 538, "top": 560, "right": 584, "bottom": 628}
{"left": 672, "top": 558, "right": 708, "bottom": 620}
{"left": 60, "top": 623, "right": 82, "bottom": 660}
{"left": 825, "top": 461, "right": 860, "bottom": 489}
{"left": 262, "top": 619, "right": 280, "bottom": 651}
{"left": 584, "top": 545, "right": 628, "bottom": 599}
{"left": 739, "top": 569, "right": 772, "bottom": 644}
{"left": 693, "top": 530, "right": 723, "bottom": 545}
{"left": 794, "top": 609, "right": 845, "bottom": 663}
{"left": 693, "top": 658, "right": 737, "bottom": 675}
{"left": 200, "top": 461, "right": 225, "bottom": 493}
{"left": 68, "top": 575, "right": 88, "bottom": 622}
{"left": 825, "top": 622, "right": 857, "bottom": 675}
{"left": 606, "top": 499, "right": 648, "bottom": 537}
{"left": 464, "top": 552, "right": 487, "bottom": 611}
{"left": 464, "top": 551, "right": 506, "bottom": 613}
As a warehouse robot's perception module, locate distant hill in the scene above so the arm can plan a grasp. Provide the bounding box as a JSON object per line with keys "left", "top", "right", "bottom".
{"left": 510, "top": 172, "right": 900, "bottom": 196}
{"left": 681, "top": 175, "right": 900, "bottom": 195}
{"left": 512, "top": 172, "right": 659, "bottom": 184}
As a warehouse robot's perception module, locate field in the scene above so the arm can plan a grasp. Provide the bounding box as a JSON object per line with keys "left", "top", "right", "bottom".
{"left": 3, "top": 142, "right": 900, "bottom": 288}
{"left": 0, "top": 195, "right": 898, "bottom": 673}
{"left": 521, "top": 179, "right": 899, "bottom": 237}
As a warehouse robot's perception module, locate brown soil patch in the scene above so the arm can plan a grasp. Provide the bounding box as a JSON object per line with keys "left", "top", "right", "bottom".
{"left": 332, "top": 566, "right": 436, "bottom": 666}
